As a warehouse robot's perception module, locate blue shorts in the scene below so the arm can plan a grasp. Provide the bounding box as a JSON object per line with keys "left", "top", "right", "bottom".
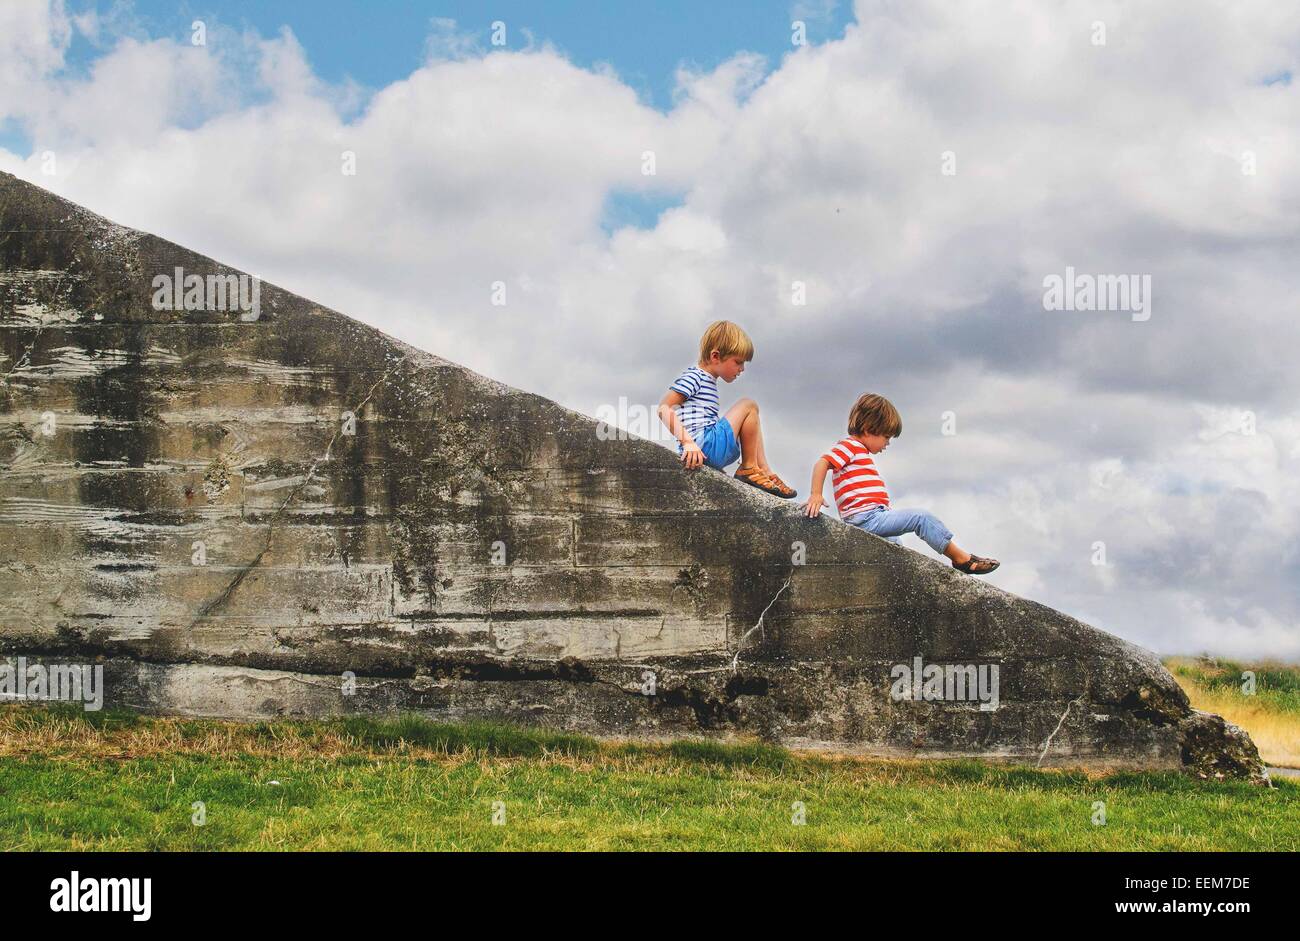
{"left": 685, "top": 418, "right": 741, "bottom": 470}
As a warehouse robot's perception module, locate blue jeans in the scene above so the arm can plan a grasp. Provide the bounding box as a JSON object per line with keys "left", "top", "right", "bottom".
{"left": 843, "top": 505, "right": 954, "bottom": 555}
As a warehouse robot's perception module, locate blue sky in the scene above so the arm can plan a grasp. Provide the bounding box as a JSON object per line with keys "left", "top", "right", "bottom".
{"left": 3, "top": 0, "right": 856, "bottom": 228}
{"left": 109, "top": 0, "right": 853, "bottom": 103}
{"left": 42, "top": 1, "right": 856, "bottom": 104}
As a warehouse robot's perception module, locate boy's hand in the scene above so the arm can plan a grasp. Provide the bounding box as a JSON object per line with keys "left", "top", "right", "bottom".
{"left": 680, "top": 442, "right": 705, "bottom": 470}
{"left": 802, "top": 494, "right": 825, "bottom": 518}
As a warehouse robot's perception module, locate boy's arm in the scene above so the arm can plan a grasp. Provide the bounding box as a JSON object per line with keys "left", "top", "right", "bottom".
{"left": 657, "top": 391, "right": 705, "bottom": 469}
{"left": 803, "top": 457, "right": 831, "bottom": 517}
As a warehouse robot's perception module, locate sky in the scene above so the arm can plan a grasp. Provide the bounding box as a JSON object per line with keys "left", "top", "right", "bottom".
{"left": 1, "top": 0, "right": 1297, "bottom": 660}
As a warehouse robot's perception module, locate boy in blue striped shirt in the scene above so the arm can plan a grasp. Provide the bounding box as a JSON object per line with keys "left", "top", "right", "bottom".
{"left": 656, "top": 320, "right": 796, "bottom": 498}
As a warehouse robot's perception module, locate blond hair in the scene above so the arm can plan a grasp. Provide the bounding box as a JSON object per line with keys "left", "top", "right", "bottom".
{"left": 698, "top": 320, "right": 754, "bottom": 363}
{"left": 848, "top": 393, "right": 902, "bottom": 437}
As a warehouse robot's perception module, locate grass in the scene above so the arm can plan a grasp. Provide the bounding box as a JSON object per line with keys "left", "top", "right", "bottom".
{"left": 1166, "top": 656, "right": 1300, "bottom": 768}
{"left": 1, "top": 704, "right": 1297, "bottom": 851}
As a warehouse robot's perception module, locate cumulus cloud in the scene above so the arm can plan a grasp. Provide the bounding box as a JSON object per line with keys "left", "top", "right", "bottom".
{"left": 2, "top": 0, "right": 1297, "bottom": 658}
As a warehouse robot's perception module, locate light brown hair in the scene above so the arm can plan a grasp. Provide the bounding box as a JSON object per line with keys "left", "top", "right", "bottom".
{"left": 848, "top": 393, "right": 902, "bottom": 437}
{"left": 698, "top": 320, "right": 754, "bottom": 363}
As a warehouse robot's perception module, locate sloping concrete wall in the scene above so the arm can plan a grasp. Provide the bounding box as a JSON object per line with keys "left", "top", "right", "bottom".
{"left": 0, "top": 172, "right": 1264, "bottom": 779}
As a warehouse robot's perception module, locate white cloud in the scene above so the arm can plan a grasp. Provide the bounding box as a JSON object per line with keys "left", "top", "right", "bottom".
{"left": 0, "top": 0, "right": 72, "bottom": 113}
{"left": 422, "top": 17, "right": 483, "bottom": 63}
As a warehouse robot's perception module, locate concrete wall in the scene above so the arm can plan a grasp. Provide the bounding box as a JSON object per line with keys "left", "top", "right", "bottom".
{"left": 0, "top": 172, "right": 1264, "bottom": 780}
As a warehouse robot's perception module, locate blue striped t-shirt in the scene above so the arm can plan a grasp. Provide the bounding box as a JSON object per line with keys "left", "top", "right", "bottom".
{"left": 669, "top": 365, "right": 721, "bottom": 450}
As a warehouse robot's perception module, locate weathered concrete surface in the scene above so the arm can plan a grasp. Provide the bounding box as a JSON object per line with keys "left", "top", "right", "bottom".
{"left": 0, "top": 172, "right": 1265, "bottom": 781}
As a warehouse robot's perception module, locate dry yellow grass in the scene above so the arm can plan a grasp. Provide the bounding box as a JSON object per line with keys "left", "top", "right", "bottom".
{"left": 1167, "top": 657, "right": 1300, "bottom": 768}
{"left": 0, "top": 708, "right": 560, "bottom": 768}
{"left": 1179, "top": 685, "right": 1300, "bottom": 767}
{"left": 0, "top": 708, "right": 1142, "bottom": 783}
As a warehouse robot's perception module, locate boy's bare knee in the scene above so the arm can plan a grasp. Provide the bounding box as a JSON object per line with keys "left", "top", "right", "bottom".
{"left": 736, "top": 397, "right": 758, "bottom": 414}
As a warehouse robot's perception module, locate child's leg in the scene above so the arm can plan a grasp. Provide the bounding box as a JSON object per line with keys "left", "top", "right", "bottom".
{"left": 852, "top": 506, "right": 954, "bottom": 556}
{"left": 853, "top": 506, "right": 996, "bottom": 572}
{"left": 722, "top": 398, "right": 770, "bottom": 471}
{"left": 723, "top": 399, "right": 796, "bottom": 497}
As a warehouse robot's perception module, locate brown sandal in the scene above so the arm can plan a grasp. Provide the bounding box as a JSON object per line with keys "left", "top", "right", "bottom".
{"left": 735, "top": 466, "right": 797, "bottom": 499}
{"left": 954, "top": 555, "right": 1000, "bottom": 575}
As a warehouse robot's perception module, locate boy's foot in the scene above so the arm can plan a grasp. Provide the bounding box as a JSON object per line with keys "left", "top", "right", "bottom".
{"left": 735, "top": 466, "right": 797, "bottom": 499}
{"left": 953, "top": 555, "right": 1000, "bottom": 575}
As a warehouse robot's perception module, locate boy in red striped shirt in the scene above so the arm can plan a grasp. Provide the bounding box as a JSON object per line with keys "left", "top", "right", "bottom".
{"left": 802, "top": 393, "right": 1000, "bottom": 575}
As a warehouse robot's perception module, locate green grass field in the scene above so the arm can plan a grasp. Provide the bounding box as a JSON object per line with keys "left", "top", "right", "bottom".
{"left": 1, "top": 704, "right": 1297, "bottom": 851}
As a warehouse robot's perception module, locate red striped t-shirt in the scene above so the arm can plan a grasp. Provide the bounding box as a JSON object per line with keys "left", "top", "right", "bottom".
{"left": 821, "top": 437, "right": 890, "bottom": 517}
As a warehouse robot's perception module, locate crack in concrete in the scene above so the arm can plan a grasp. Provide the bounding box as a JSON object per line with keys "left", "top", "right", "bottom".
{"left": 0, "top": 335, "right": 40, "bottom": 386}
{"left": 0, "top": 273, "right": 83, "bottom": 388}
{"left": 482, "top": 581, "right": 507, "bottom": 653}
{"left": 240, "top": 673, "right": 343, "bottom": 691}
{"left": 187, "top": 368, "right": 395, "bottom": 629}
{"left": 1036, "top": 695, "right": 1085, "bottom": 768}
{"left": 1, "top": 317, "right": 48, "bottom": 388}
{"left": 730, "top": 577, "right": 791, "bottom": 674}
